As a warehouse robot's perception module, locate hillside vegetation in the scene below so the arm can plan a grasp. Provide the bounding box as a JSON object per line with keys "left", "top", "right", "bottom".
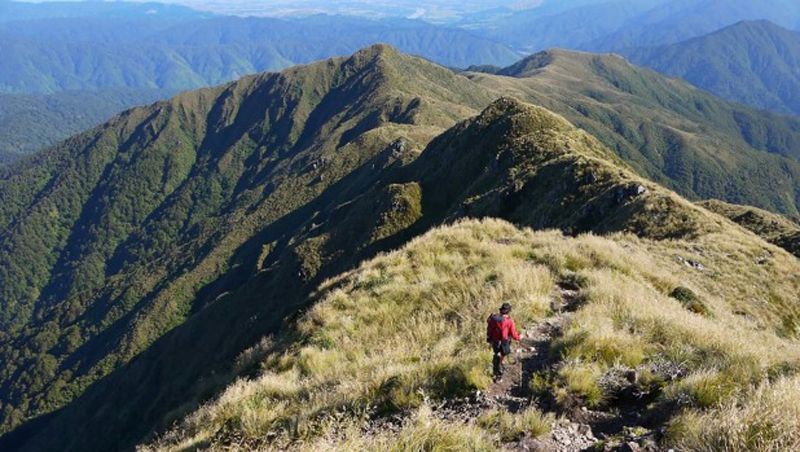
{"left": 145, "top": 213, "right": 800, "bottom": 450}
{"left": 700, "top": 199, "right": 800, "bottom": 258}
{"left": 468, "top": 49, "right": 800, "bottom": 215}
{"left": 2, "top": 45, "right": 800, "bottom": 451}
{"left": 626, "top": 20, "right": 800, "bottom": 116}
{"left": 0, "top": 89, "right": 173, "bottom": 163}
{"left": 0, "top": 45, "right": 492, "bottom": 446}
{"left": 139, "top": 92, "right": 800, "bottom": 452}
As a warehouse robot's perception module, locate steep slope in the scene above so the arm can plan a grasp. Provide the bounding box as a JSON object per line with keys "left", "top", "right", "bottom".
{"left": 4, "top": 46, "right": 800, "bottom": 451}
{"left": 5, "top": 92, "right": 746, "bottom": 452}
{"left": 141, "top": 104, "right": 800, "bottom": 451}
{"left": 0, "top": 44, "right": 492, "bottom": 438}
{"left": 625, "top": 20, "right": 800, "bottom": 116}
{"left": 0, "top": 89, "right": 174, "bottom": 163}
{"left": 146, "top": 217, "right": 800, "bottom": 451}
{"left": 700, "top": 199, "right": 800, "bottom": 258}
{"left": 467, "top": 49, "right": 800, "bottom": 215}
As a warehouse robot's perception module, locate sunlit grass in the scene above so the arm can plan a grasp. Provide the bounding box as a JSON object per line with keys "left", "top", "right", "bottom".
{"left": 146, "top": 218, "right": 800, "bottom": 451}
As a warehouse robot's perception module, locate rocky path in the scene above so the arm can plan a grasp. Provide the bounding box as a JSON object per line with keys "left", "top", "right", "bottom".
{"left": 485, "top": 283, "right": 662, "bottom": 452}
{"left": 492, "top": 284, "right": 598, "bottom": 451}
{"left": 371, "top": 283, "right": 661, "bottom": 451}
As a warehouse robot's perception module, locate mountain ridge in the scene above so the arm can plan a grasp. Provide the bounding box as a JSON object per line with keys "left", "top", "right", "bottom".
{"left": 138, "top": 99, "right": 800, "bottom": 451}
{"left": 2, "top": 44, "right": 800, "bottom": 451}
{"left": 0, "top": 44, "right": 491, "bottom": 440}
{"left": 4, "top": 91, "right": 743, "bottom": 452}
{"left": 468, "top": 48, "right": 800, "bottom": 215}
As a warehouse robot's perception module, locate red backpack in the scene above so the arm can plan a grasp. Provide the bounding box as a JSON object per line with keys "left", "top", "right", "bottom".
{"left": 487, "top": 313, "right": 520, "bottom": 342}
{"left": 487, "top": 314, "right": 508, "bottom": 342}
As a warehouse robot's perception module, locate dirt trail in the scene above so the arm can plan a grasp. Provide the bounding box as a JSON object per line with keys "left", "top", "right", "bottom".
{"left": 375, "top": 283, "right": 659, "bottom": 451}
{"left": 480, "top": 284, "right": 597, "bottom": 451}
{"left": 484, "top": 286, "right": 574, "bottom": 405}
{"left": 482, "top": 283, "right": 662, "bottom": 451}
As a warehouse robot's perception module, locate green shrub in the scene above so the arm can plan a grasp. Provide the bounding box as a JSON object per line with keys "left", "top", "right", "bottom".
{"left": 669, "top": 287, "right": 711, "bottom": 317}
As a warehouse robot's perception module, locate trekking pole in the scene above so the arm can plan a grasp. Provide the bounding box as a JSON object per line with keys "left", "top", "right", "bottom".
{"left": 518, "top": 348, "right": 524, "bottom": 395}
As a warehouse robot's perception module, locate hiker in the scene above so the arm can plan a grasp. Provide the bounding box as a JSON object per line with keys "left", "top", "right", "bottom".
{"left": 486, "top": 302, "right": 521, "bottom": 380}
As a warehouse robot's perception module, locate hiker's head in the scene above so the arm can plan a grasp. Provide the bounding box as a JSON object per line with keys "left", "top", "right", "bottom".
{"left": 500, "top": 303, "right": 512, "bottom": 315}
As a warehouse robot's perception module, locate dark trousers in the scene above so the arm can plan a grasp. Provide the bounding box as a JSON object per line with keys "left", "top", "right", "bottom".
{"left": 491, "top": 340, "right": 512, "bottom": 376}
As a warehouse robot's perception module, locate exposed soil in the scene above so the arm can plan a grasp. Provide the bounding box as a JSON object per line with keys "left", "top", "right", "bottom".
{"left": 481, "top": 283, "right": 663, "bottom": 451}
{"left": 366, "top": 283, "right": 666, "bottom": 451}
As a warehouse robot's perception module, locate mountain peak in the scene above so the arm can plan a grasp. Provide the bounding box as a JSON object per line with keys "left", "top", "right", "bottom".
{"left": 497, "top": 48, "right": 627, "bottom": 78}
{"left": 351, "top": 43, "right": 400, "bottom": 60}
{"left": 475, "top": 96, "right": 572, "bottom": 137}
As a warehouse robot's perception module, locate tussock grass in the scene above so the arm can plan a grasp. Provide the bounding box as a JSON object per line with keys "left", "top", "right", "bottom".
{"left": 700, "top": 199, "right": 800, "bottom": 259}
{"left": 146, "top": 218, "right": 800, "bottom": 450}
{"left": 300, "top": 404, "right": 496, "bottom": 452}
{"left": 668, "top": 376, "right": 800, "bottom": 451}
{"left": 477, "top": 407, "right": 553, "bottom": 442}
{"left": 149, "top": 219, "right": 553, "bottom": 450}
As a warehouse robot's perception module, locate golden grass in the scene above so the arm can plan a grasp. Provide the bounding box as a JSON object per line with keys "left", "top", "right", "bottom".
{"left": 477, "top": 407, "right": 553, "bottom": 442}
{"left": 148, "top": 219, "right": 553, "bottom": 450}
{"left": 144, "top": 218, "right": 800, "bottom": 451}
{"left": 299, "top": 404, "right": 496, "bottom": 452}
{"left": 668, "top": 376, "right": 800, "bottom": 451}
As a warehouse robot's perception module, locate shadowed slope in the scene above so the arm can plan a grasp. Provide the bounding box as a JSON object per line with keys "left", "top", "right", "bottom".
{"left": 4, "top": 92, "right": 736, "bottom": 451}
{"left": 700, "top": 199, "right": 800, "bottom": 258}
{"left": 0, "top": 44, "right": 492, "bottom": 437}
{"left": 139, "top": 104, "right": 800, "bottom": 452}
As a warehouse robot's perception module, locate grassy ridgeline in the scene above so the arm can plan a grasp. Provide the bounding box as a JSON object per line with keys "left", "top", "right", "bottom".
{"left": 148, "top": 219, "right": 800, "bottom": 451}
{"left": 700, "top": 199, "right": 800, "bottom": 258}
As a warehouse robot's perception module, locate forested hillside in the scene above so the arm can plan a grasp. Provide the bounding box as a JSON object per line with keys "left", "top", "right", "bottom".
{"left": 0, "top": 89, "right": 173, "bottom": 163}
{"left": 0, "top": 45, "right": 492, "bottom": 441}
{"left": 626, "top": 20, "right": 800, "bottom": 116}
{"left": 0, "top": 15, "right": 519, "bottom": 96}
{"left": 468, "top": 50, "right": 800, "bottom": 215}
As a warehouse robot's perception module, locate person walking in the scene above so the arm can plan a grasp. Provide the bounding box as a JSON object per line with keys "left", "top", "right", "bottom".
{"left": 486, "top": 302, "right": 521, "bottom": 381}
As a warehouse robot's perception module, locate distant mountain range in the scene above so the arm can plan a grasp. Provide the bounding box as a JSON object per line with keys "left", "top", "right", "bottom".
{"left": 625, "top": 20, "right": 800, "bottom": 116}
{"left": 9, "top": 0, "right": 800, "bottom": 163}
{"left": 466, "top": 0, "right": 800, "bottom": 52}
{"left": 0, "top": 6, "right": 521, "bottom": 162}
{"left": 0, "top": 15, "right": 519, "bottom": 96}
